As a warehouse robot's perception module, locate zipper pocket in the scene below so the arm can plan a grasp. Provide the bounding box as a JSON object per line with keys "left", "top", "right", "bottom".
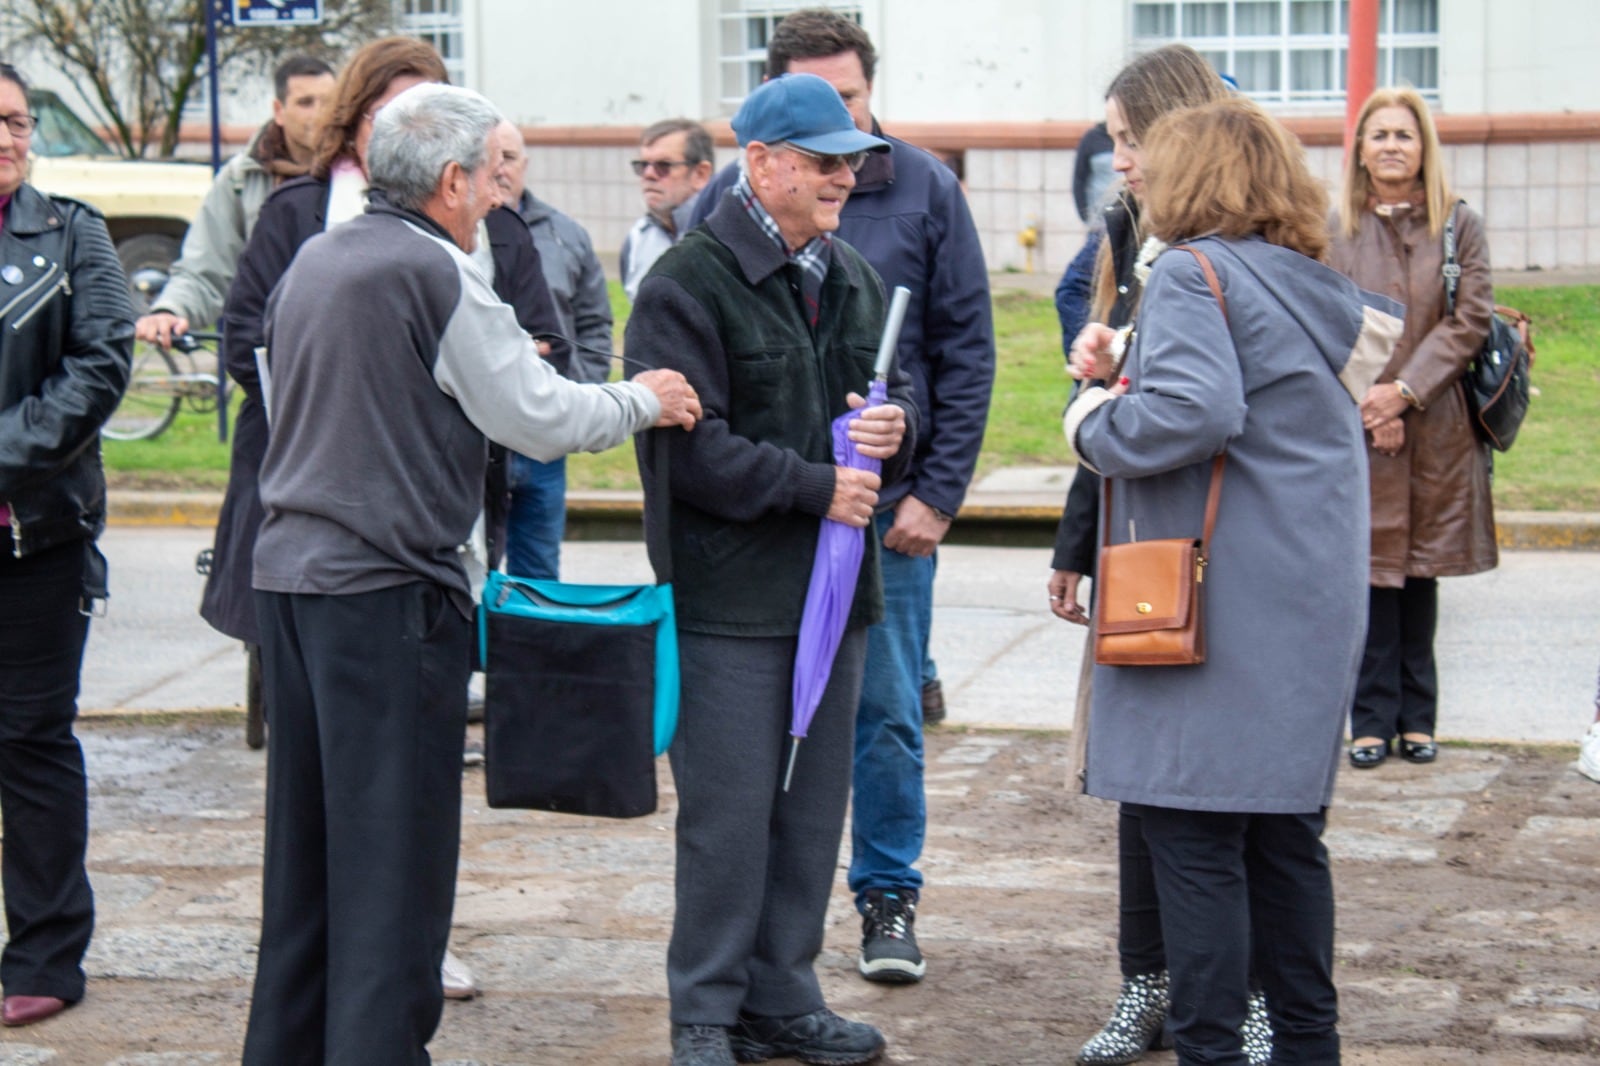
{"left": 0, "top": 259, "right": 60, "bottom": 321}
{"left": 9, "top": 270, "right": 69, "bottom": 331}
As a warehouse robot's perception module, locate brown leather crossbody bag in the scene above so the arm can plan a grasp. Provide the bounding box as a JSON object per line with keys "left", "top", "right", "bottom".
{"left": 1092, "top": 246, "right": 1227, "bottom": 667}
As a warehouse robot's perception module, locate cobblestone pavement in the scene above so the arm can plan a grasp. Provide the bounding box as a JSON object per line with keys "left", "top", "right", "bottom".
{"left": 0, "top": 719, "right": 1597, "bottom": 1064}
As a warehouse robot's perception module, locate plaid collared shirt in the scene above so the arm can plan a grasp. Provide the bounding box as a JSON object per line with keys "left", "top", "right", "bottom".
{"left": 733, "top": 172, "right": 832, "bottom": 328}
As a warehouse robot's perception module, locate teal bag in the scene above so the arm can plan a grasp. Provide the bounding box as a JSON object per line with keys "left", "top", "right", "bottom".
{"left": 477, "top": 573, "right": 679, "bottom": 757}
{"left": 475, "top": 431, "right": 679, "bottom": 817}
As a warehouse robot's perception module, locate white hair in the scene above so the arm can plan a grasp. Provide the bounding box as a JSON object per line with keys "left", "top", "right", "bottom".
{"left": 368, "top": 84, "right": 503, "bottom": 212}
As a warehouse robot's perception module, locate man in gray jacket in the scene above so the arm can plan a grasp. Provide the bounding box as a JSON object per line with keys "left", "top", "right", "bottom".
{"left": 135, "top": 55, "right": 334, "bottom": 345}
{"left": 239, "top": 83, "right": 699, "bottom": 1066}
{"left": 489, "top": 119, "right": 613, "bottom": 578}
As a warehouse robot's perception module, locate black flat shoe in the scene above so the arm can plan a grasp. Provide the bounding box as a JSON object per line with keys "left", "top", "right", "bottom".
{"left": 1348, "top": 742, "right": 1389, "bottom": 769}
{"left": 1399, "top": 738, "right": 1438, "bottom": 764}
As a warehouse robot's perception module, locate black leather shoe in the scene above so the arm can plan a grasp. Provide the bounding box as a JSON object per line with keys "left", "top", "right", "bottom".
{"left": 1399, "top": 738, "right": 1438, "bottom": 764}
{"left": 730, "top": 1008, "right": 885, "bottom": 1065}
{"left": 672, "top": 1023, "right": 736, "bottom": 1066}
{"left": 1348, "top": 741, "right": 1388, "bottom": 769}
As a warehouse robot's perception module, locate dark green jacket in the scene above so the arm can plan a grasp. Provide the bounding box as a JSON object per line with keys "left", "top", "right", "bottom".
{"left": 626, "top": 193, "right": 917, "bottom": 636}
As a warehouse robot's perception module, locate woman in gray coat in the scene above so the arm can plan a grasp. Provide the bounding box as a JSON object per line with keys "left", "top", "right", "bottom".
{"left": 1065, "top": 98, "right": 1400, "bottom": 1064}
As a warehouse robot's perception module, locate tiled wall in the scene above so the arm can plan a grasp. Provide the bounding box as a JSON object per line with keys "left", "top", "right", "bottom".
{"left": 524, "top": 139, "right": 1600, "bottom": 278}
{"left": 521, "top": 144, "right": 654, "bottom": 257}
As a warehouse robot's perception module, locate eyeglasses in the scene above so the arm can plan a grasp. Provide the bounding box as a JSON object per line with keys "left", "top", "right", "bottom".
{"left": 0, "top": 114, "right": 37, "bottom": 138}
{"left": 779, "top": 142, "right": 868, "bottom": 175}
{"left": 631, "top": 159, "right": 691, "bottom": 177}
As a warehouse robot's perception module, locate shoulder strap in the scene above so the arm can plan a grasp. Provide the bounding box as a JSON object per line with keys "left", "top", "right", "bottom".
{"left": 1101, "top": 243, "right": 1227, "bottom": 557}
{"left": 644, "top": 428, "right": 673, "bottom": 584}
{"left": 1442, "top": 199, "right": 1464, "bottom": 315}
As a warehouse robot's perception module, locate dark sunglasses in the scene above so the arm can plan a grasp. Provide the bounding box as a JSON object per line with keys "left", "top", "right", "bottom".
{"left": 631, "top": 159, "right": 692, "bottom": 177}
{"left": 781, "top": 142, "right": 868, "bottom": 175}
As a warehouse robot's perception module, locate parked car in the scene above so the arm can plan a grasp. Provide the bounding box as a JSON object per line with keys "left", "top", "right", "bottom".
{"left": 25, "top": 89, "right": 213, "bottom": 310}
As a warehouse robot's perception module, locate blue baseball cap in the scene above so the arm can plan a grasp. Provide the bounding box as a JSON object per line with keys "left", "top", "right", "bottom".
{"left": 731, "top": 73, "right": 889, "bottom": 156}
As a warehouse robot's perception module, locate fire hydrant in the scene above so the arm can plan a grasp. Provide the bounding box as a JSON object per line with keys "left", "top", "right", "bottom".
{"left": 1018, "top": 222, "right": 1039, "bottom": 273}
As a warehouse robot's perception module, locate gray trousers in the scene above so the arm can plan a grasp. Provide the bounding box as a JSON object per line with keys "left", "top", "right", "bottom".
{"left": 667, "top": 627, "right": 866, "bottom": 1024}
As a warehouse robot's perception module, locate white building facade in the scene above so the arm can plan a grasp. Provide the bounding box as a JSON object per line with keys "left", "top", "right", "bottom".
{"left": 450, "top": 0, "right": 1600, "bottom": 272}
{"left": 25, "top": 0, "right": 1599, "bottom": 272}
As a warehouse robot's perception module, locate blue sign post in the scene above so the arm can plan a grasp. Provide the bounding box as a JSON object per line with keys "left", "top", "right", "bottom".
{"left": 232, "top": 0, "right": 324, "bottom": 26}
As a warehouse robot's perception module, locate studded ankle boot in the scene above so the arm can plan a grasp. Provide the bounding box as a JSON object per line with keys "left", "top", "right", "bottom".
{"left": 1075, "top": 970, "right": 1171, "bottom": 1066}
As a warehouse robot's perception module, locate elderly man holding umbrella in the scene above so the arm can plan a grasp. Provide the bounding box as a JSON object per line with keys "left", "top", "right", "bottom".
{"left": 627, "top": 73, "right": 916, "bottom": 1066}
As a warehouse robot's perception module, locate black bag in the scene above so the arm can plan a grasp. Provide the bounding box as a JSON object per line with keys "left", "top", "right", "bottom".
{"left": 1444, "top": 204, "right": 1534, "bottom": 452}
{"left": 476, "top": 432, "right": 678, "bottom": 818}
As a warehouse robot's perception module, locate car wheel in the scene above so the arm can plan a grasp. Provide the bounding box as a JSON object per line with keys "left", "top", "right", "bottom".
{"left": 116, "top": 233, "right": 182, "bottom": 314}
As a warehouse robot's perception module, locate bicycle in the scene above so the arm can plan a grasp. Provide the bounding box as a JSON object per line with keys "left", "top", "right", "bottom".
{"left": 103, "top": 329, "right": 229, "bottom": 442}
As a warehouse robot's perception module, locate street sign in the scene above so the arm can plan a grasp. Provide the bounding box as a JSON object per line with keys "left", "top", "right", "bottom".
{"left": 231, "top": 0, "right": 323, "bottom": 26}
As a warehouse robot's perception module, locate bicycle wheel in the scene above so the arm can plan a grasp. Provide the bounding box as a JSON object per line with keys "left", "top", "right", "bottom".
{"left": 103, "top": 345, "right": 182, "bottom": 441}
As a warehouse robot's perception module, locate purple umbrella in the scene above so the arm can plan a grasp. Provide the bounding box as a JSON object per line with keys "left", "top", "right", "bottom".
{"left": 785, "top": 285, "right": 912, "bottom": 791}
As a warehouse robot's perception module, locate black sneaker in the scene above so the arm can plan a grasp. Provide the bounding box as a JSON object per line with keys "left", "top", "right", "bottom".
{"left": 671, "top": 1023, "right": 736, "bottom": 1066}
{"left": 729, "top": 1008, "right": 885, "bottom": 1065}
{"left": 858, "top": 888, "right": 925, "bottom": 984}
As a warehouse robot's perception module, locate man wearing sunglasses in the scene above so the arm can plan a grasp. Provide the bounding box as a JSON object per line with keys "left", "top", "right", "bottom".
{"left": 690, "top": 7, "right": 996, "bottom": 992}
{"left": 619, "top": 118, "right": 714, "bottom": 299}
{"left": 627, "top": 72, "right": 917, "bottom": 1066}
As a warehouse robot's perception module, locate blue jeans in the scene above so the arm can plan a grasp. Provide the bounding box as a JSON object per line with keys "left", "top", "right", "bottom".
{"left": 849, "top": 510, "right": 934, "bottom": 904}
{"left": 505, "top": 453, "right": 567, "bottom": 580}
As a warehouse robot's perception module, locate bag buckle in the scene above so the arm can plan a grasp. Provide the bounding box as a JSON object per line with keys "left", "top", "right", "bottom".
{"left": 1441, "top": 263, "right": 1461, "bottom": 280}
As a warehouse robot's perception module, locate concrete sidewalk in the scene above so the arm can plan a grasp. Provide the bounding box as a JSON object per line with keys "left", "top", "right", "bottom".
{"left": 104, "top": 478, "right": 1600, "bottom": 552}
{"left": 79, "top": 529, "right": 1600, "bottom": 745}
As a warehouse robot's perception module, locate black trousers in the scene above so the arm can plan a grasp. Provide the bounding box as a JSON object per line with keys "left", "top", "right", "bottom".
{"left": 1351, "top": 578, "right": 1439, "bottom": 742}
{"left": 243, "top": 584, "right": 469, "bottom": 1066}
{"left": 0, "top": 533, "right": 95, "bottom": 1003}
{"left": 1117, "top": 805, "right": 1166, "bottom": 976}
{"left": 1136, "top": 804, "right": 1339, "bottom": 1066}
{"left": 667, "top": 629, "right": 865, "bottom": 1024}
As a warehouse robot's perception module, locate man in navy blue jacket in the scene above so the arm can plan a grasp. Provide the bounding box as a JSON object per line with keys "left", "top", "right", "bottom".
{"left": 690, "top": 7, "right": 995, "bottom": 987}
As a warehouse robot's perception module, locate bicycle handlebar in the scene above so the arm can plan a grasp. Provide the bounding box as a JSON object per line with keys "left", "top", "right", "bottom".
{"left": 170, "top": 330, "right": 223, "bottom": 353}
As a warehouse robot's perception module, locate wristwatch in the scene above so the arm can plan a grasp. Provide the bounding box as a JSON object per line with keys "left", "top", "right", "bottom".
{"left": 1394, "top": 379, "right": 1424, "bottom": 410}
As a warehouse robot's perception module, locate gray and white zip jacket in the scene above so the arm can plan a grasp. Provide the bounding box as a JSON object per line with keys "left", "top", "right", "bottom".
{"left": 253, "top": 197, "right": 660, "bottom": 616}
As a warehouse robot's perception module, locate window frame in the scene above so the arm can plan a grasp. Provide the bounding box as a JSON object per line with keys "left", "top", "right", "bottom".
{"left": 396, "top": 0, "right": 468, "bottom": 88}
{"left": 714, "top": 1, "right": 866, "bottom": 114}
{"left": 1128, "top": 0, "right": 1440, "bottom": 109}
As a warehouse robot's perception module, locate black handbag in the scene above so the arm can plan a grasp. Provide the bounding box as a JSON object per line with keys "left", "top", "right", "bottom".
{"left": 1443, "top": 203, "right": 1534, "bottom": 452}
{"left": 476, "top": 431, "right": 677, "bottom": 818}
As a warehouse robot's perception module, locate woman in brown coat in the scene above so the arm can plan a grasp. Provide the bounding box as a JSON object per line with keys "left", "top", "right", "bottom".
{"left": 1328, "top": 87, "right": 1497, "bottom": 770}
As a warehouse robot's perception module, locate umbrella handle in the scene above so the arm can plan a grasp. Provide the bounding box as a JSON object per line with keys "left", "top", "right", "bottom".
{"left": 873, "top": 286, "right": 912, "bottom": 380}
{"left": 783, "top": 737, "right": 801, "bottom": 792}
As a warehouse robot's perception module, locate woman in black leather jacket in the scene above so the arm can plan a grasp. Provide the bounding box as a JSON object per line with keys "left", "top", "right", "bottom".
{"left": 0, "top": 62, "right": 134, "bottom": 1028}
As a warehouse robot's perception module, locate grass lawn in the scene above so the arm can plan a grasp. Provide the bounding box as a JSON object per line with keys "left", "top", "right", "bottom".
{"left": 105, "top": 282, "right": 1599, "bottom": 511}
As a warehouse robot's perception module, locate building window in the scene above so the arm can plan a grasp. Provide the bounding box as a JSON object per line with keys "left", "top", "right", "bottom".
{"left": 715, "top": 1, "right": 864, "bottom": 113}
{"left": 397, "top": 0, "right": 466, "bottom": 87}
{"left": 1130, "top": 0, "right": 1440, "bottom": 106}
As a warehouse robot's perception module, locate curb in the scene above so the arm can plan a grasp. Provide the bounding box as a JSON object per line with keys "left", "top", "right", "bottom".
{"left": 107, "top": 490, "right": 1600, "bottom": 551}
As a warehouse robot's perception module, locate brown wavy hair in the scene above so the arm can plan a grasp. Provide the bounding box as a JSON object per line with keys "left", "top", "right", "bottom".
{"left": 1338, "top": 86, "right": 1451, "bottom": 239}
{"left": 1142, "top": 97, "right": 1329, "bottom": 261}
{"left": 311, "top": 37, "right": 448, "bottom": 180}
{"left": 1090, "top": 45, "right": 1230, "bottom": 323}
